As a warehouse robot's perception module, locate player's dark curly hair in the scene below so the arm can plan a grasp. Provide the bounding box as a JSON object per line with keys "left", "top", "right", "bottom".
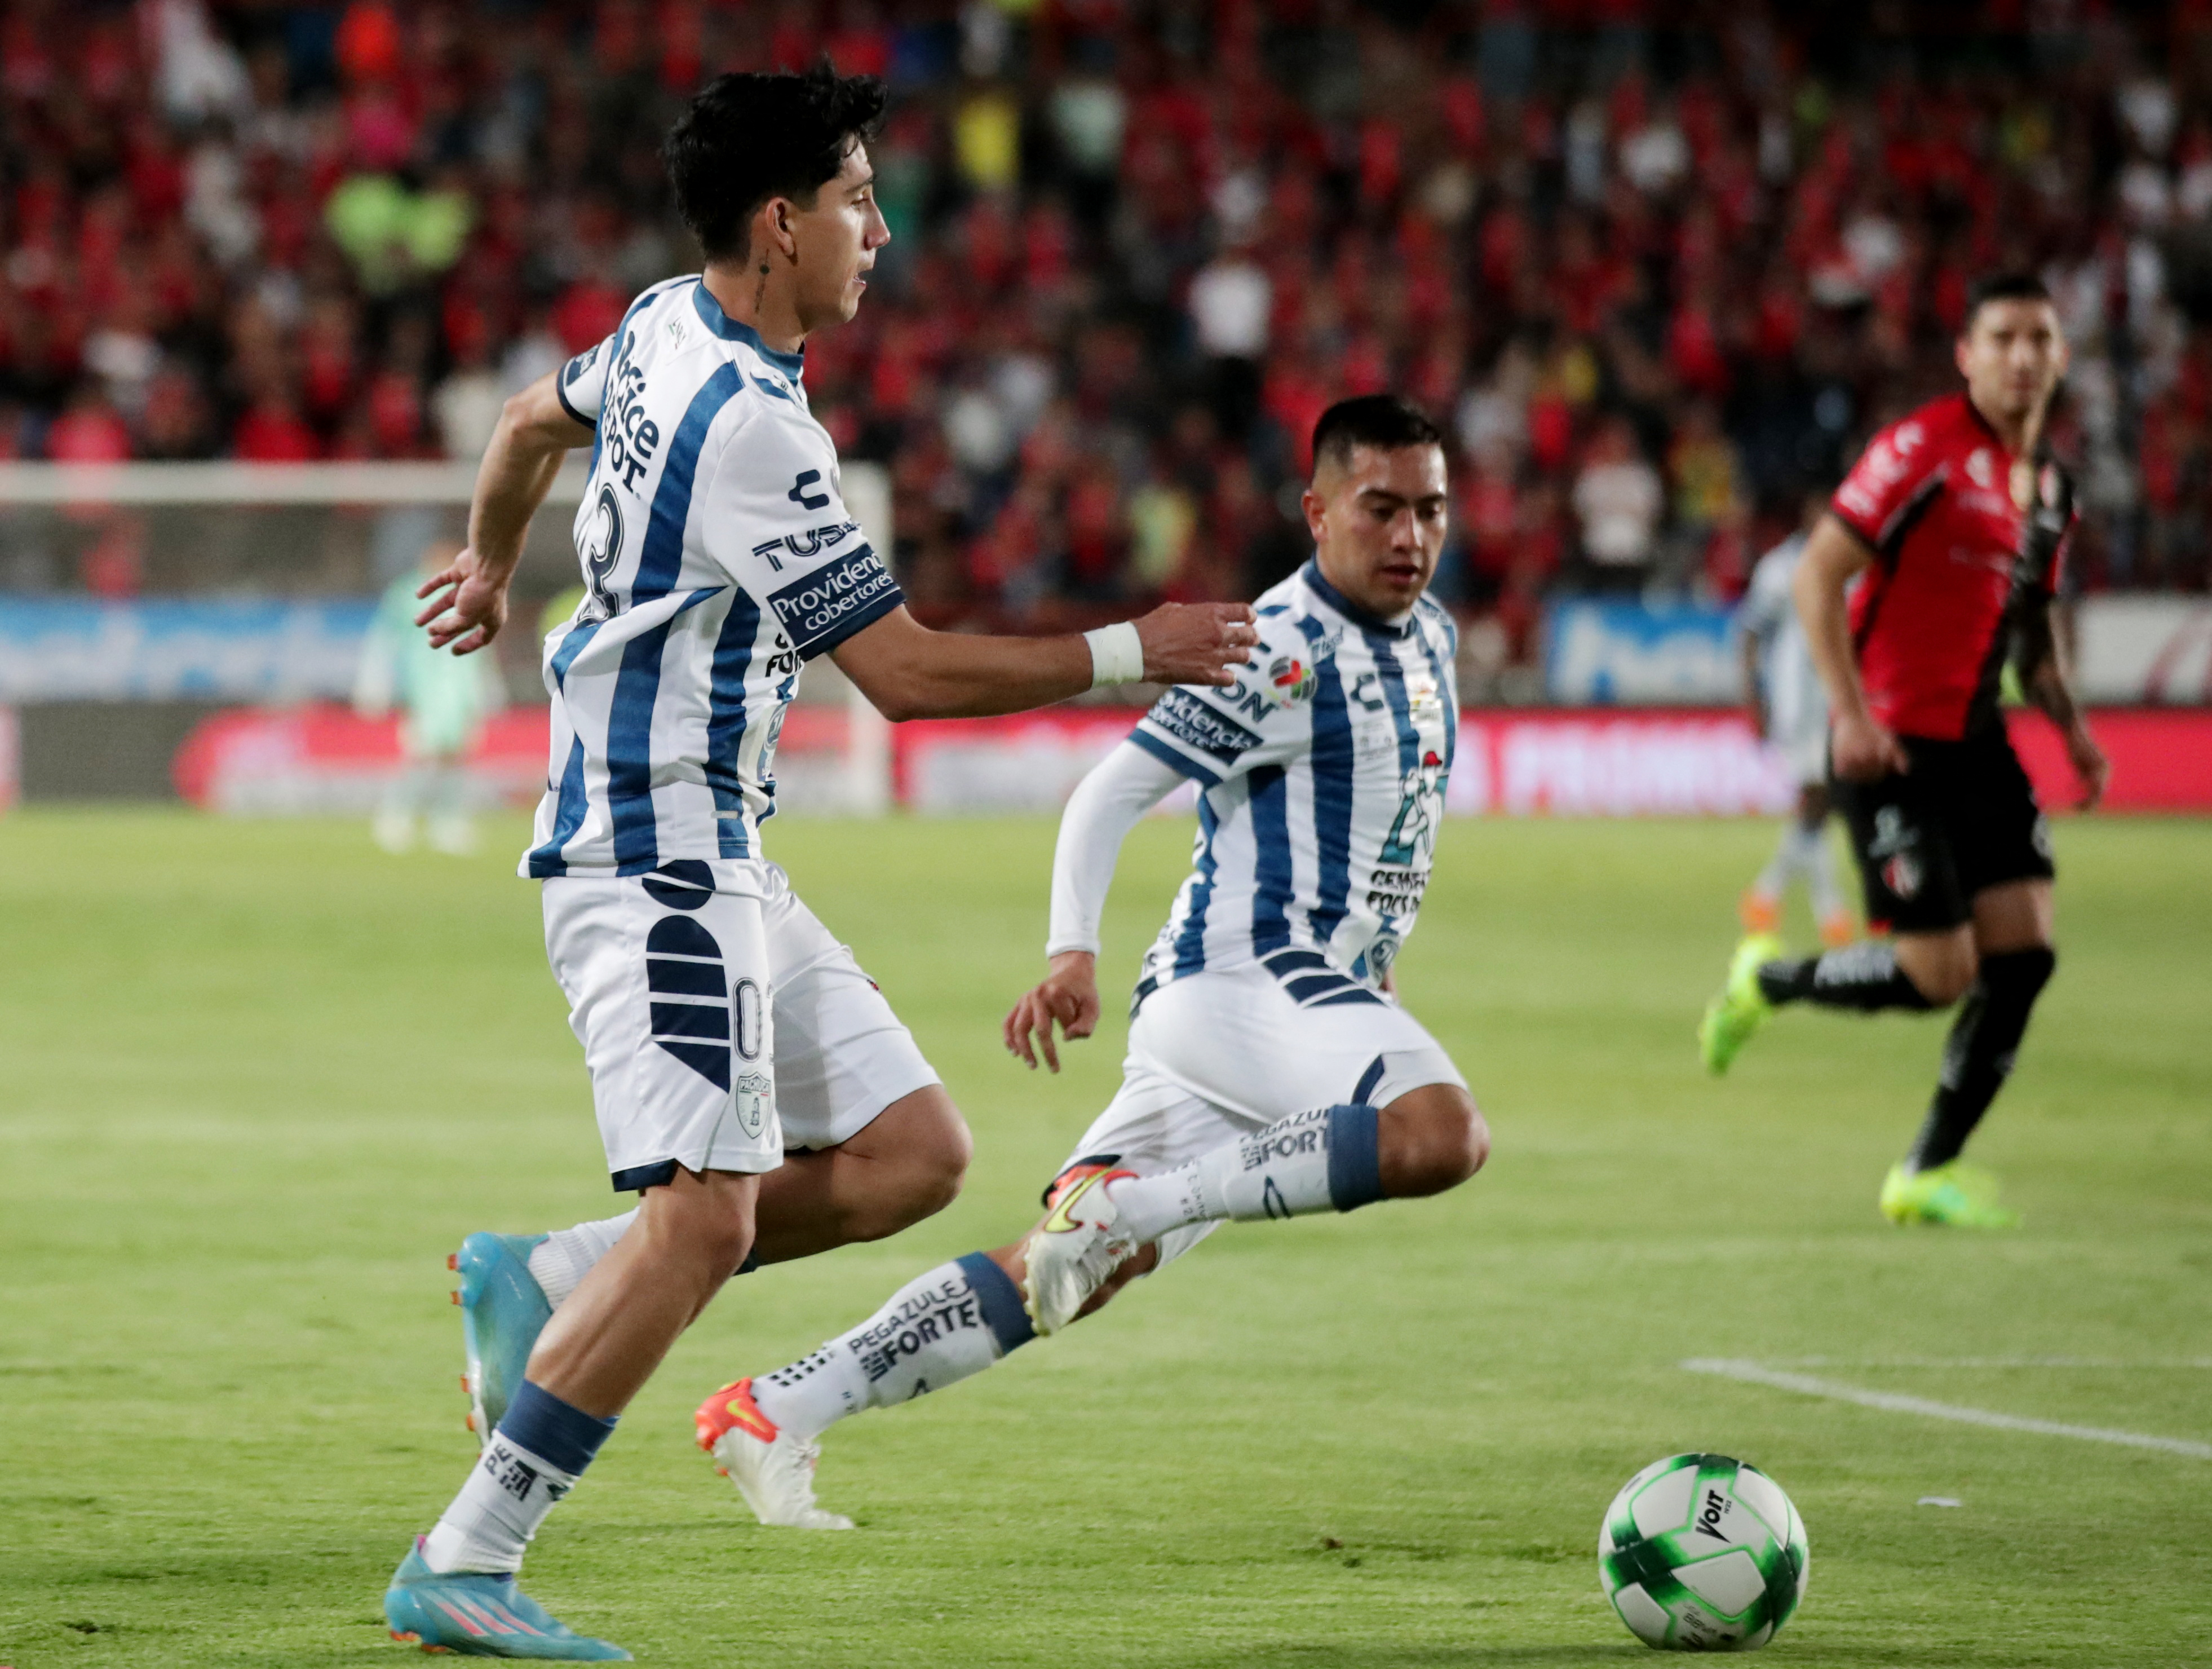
{"left": 1310, "top": 395, "right": 1445, "bottom": 476}
{"left": 664, "top": 63, "right": 888, "bottom": 263}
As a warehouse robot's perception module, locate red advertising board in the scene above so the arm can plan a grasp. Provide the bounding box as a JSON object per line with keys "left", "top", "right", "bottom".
{"left": 167, "top": 703, "right": 2212, "bottom": 815}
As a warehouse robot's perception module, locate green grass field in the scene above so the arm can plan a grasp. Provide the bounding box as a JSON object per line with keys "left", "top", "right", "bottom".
{"left": 2, "top": 809, "right": 2207, "bottom": 1668}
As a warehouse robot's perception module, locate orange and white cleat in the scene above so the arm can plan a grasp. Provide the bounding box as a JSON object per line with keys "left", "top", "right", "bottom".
{"left": 1819, "top": 910, "right": 1856, "bottom": 948}
{"left": 693, "top": 1379, "right": 853, "bottom": 1530}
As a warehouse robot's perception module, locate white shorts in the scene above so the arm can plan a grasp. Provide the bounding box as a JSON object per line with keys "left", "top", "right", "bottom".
{"left": 543, "top": 859, "right": 940, "bottom": 1190}
{"left": 1055, "top": 958, "right": 1467, "bottom": 1268}
{"left": 1769, "top": 709, "right": 1829, "bottom": 788}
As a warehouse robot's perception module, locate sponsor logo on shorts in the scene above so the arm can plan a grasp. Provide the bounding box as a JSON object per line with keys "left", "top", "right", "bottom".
{"left": 1144, "top": 687, "right": 1263, "bottom": 766}
{"left": 766, "top": 546, "right": 898, "bottom": 654}
{"left": 1882, "top": 850, "right": 1922, "bottom": 900}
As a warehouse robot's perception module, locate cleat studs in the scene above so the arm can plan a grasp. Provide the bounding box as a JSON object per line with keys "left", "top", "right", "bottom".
{"left": 466, "top": 1414, "right": 476, "bottom": 1432}
{"left": 450, "top": 1291, "right": 460, "bottom": 1305}
{"left": 460, "top": 1374, "right": 471, "bottom": 1393}
{"left": 446, "top": 1253, "right": 457, "bottom": 1271}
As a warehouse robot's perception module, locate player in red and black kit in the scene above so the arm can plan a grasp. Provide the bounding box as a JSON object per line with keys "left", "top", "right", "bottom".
{"left": 1700, "top": 273, "right": 2108, "bottom": 1228}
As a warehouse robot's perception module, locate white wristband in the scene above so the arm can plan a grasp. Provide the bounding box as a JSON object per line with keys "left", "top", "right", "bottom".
{"left": 1083, "top": 620, "right": 1145, "bottom": 689}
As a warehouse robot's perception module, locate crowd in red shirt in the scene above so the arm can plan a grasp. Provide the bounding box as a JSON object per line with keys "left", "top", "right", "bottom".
{"left": 3, "top": 0, "right": 2210, "bottom": 642}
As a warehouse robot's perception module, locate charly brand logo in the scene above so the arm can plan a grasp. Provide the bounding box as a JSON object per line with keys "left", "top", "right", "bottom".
{"left": 787, "top": 469, "right": 831, "bottom": 511}
{"left": 733, "top": 1071, "right": 771, "bottom": 1139}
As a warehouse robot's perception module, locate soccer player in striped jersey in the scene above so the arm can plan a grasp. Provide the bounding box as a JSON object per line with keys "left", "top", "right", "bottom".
{"left": 381, "top": 67, "right": 1255, "bottom": 1658}
{"left": 690, "top": 395, "right": 1489, "bottom": 1531}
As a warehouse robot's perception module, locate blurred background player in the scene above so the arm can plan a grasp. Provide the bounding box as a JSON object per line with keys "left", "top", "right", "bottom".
{"left": 684, "top": 396, "right": 1488, "bottom": 1530}
{"left": 352, "top": 540, "right": 503, "bottom": 855}
{"left": 1701, "top": 273, "right": 2109, "bottom": 1229}
{"left": 1733, "top": 485, "right": 1853, "bottom": 950}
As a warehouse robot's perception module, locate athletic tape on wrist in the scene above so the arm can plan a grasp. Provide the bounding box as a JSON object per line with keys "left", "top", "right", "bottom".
{"left": 1083, "top": 621, "right": 1145, "bottom": 688}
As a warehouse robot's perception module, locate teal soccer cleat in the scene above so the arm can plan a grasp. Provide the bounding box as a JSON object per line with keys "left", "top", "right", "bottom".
{"left": 384, "top": 1539, "right": 630, "bottom": 1659}
{"left": 450, "top": 1233, "right": 551, "bottom": 1446}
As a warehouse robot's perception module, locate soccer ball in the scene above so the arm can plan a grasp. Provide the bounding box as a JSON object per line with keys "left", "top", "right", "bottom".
{"left": 1598, "top": 1453, "right": 1810, "bottom": 1651}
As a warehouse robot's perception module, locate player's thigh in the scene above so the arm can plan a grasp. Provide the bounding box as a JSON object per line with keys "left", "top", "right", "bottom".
{"left": 761, "top": 874, "right": 945, "bottom": 1156}
{"left": 1954, "top": 730, "right": 2058, "bottom": 922}
{"left": 542, "top": 876, "right": 781, "bottom": 1189}
{"left": 1831, "top": 758, "right": 1968, "bottom": 934}
{"left": 1130, "top": 964, "right": 1467, "bottom": 1123}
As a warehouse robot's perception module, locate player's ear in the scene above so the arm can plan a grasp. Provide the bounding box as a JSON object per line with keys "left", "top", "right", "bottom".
{"left": 1300, "top": 488, "right": 1328, "bottom": 545}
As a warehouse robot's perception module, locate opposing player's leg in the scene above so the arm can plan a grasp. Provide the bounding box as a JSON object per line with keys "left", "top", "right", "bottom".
{"left": 389, "top": 875, "right": 782, "bottom": 1658}
{"left": 1704, "top": 760, "right": 1965, "bottom": 1074}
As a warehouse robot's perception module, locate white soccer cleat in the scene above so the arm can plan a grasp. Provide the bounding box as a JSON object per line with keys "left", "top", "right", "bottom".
{"left": 1019, "top": 1165, "right": 1140, "bottom": 1336}
{"left": 694, "top": 1379, "right": 855, "bottom": 1531}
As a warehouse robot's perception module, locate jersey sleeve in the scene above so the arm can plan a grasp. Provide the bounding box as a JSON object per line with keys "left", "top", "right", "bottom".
{"left": 1831, "top": 414, "right": 1945, "bottom": 551}
{"left": 554, "top": 336, "right": 613, "bottom": 427}
{"left": 1126, "top": 617, "right": 1308, "bottom": 788}
{"left": 697, "top": 412, "right": 905, "bottom": 659}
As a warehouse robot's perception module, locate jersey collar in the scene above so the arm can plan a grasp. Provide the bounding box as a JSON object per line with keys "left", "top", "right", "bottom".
{"left": 690, "top": 279, "right": 807, "bottom": 380}
{"left": 1299, "top": 558, "right": 1417, "bottom": 637}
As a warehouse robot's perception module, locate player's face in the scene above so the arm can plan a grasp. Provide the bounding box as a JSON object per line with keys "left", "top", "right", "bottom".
{"left": 1303, "top": 443, "right": 1449, "bottom": 619}
{"left": 791, "top": 141, "right": 889, "bottom": 332}
{"left": 1956, "top": 298, "right": 2067, "bottom": 430}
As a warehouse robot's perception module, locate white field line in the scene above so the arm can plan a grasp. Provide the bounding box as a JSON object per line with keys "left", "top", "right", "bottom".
{"left": 1680, "top": 1358, "right": 2212, "bottom": 1460}
{"left": 1768, "top": 1356, "right": 2212, "bottom": 1370}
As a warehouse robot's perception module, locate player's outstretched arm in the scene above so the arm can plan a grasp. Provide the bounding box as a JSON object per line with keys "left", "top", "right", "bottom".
{"left": 417, "top": 371, "right": 594, "bottom": 655}
{"left": 831, "top": 602, "right": 1257, "bottom": 723}
{"left": 1793, "top": 514, "right": 1904, "bottom": 780}
{"left": 1006, "top": 739, "right": 1189, "bottom": 1070}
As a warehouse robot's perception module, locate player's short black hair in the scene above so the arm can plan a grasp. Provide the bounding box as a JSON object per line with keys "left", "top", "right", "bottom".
{"left": 1963, "top": 271, "right": 2054, "bottom": 329}
{"left": 664, "top": 63, "right": 888, "bottom": 263}
{"left": 1310, "top": 395, "right": 1445, "bottom": 478}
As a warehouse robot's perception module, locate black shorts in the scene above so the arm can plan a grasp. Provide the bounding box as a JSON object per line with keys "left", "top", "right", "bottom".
{"left": 1831, "top": 726, "right": 2055, "bottom": 934}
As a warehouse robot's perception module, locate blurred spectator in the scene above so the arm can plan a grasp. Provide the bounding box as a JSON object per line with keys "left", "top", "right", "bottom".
{"left": 1572, "top": 416, "right": 1662, "bottom": 591}
{"left": 0, "top": 0, "right": 2205, "bottom": 663}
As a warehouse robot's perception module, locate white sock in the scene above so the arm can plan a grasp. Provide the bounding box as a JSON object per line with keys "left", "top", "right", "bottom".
{"left": 1751, "top": 825, "right": 1798, "bottom": 901}
{"left": 1803, "top": 827, "right": 1846, "bottom": 920}
{"left": 1106, "top": 1105, "right": 1386, "bottom": 1244}
{"left": 527, "top": 1212, "right": 636, "bottom": 1308}
{"left": 750, "top": 1254, "right": 1035, "bottom": 1442}
{"left": 419, "top": 1434, "right": 578, "bottom": 1575}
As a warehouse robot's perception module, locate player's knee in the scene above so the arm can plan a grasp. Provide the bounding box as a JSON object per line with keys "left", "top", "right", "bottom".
{"left": 1380, "top": 1089, "right": 1487, "bottom": 1197}
{"left": 1897, "top": 937, "right": 1977, "bottom": 1006}
{"left": 892, "top": 1104, "right": 972, "bottom": 1226}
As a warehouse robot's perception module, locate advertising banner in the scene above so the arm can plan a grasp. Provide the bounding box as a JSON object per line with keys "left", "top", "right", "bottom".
{"left": 1545, "top": 599, "right": 1740, "bottom": 705}
{"left": 2074, "top": 596, "right": 2212, "bottom": 704}
{"left": 0, "top": 598, "right": 373, "bottom": 703}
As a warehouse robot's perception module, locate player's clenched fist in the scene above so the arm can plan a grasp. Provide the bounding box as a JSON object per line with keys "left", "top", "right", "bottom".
{"left": 1003, "top": 950, "right": 1101, "bottom": 1073}
{"left": 1829, "top": 709, "right": 1909, "bottom": 781}
{"left": 1131, "top": 602, "right": 1259, "bottom": 687}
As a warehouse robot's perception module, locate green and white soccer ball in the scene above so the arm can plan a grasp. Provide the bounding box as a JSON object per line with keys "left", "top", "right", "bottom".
{"left": 1598, "top": 1453, "right": 1809, "bottom": 1651}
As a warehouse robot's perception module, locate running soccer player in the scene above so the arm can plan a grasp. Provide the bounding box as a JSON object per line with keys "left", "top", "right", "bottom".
{"left": 1733, "top": 488, "right": 1853, "bottom": 949}
{"left": 678, "top": 395, "right": 1489, "bottom": 1530}
{"left": 1700, "top": 272, "right": 2108, "bottom": 1229}
{"left": 380, "top": 67, "right": 1255, "bottom": 1659}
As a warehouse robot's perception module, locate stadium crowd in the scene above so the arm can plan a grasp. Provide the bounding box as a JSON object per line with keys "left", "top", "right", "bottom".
{"left": 3, "top": 0, "right": 2211, "bottom": 658}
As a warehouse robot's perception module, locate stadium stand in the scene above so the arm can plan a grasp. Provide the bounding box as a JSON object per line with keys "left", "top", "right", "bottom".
{"left": 3, "top": 0, "right": 2210, "bottom": 678}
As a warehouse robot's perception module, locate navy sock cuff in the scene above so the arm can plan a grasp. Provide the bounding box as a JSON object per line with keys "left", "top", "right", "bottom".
{"left": 1326, "top": 1103, "right": 1386, "bottom": 1211}
{"left": 497, "top": 1379, "right": 617, "bottom": 1477}
{"left": 955, "top": 1251, "right": 1036, "bottom": 1353}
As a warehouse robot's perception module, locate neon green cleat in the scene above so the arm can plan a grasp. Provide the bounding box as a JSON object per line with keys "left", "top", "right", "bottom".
{"left": 1698, "top": 933, "right": 1784, "bottom": 1076}
{"left": 1880, "top": 1162, "right": 2020, "bottom": 1228}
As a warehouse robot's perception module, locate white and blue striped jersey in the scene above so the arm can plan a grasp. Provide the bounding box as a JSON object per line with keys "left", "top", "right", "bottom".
{"left": 1129, "top": 562, "right": 1459, "bottom": 1000}
{"left": 522, "top": 276, "right": 903, "bottom": 879}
